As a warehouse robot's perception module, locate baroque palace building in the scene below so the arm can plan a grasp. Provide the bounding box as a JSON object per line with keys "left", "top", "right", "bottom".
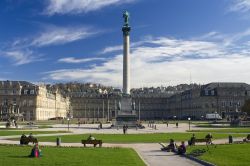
{"left": 0, "top": 81, "right": 70, "bottom": 121}
{"left": 167, "top": 82, "right": 250, "bottom": 119}
{"left": 1, "top": 81, "right": 250, "bottom": 121}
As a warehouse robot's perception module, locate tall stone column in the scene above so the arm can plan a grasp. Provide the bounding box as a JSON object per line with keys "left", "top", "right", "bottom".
{"left": 122, "top": 11, "right": 131, "bottom": 95}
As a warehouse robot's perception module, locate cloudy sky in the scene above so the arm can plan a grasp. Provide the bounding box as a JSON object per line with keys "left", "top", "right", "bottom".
{"left": 1, "top": 0, "right": 250, "bottom": 88}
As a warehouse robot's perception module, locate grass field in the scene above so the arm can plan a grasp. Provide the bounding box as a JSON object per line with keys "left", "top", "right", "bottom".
{"left": 0, "top": 130, "right": 69, "bottom": 136}
{"left": 188, "top": 128, "right": 250, "bottom": 133}
{"left": 187, "top": 143, "right": 250, "bottom": 166}
{"left": 29, "top": 133, "right": 247, "bottom": 143}
{"left": 194, "top": 124, "right": 238, "bottom": 128}
{"left": 0, "top": 145, "right": 145, "bottom": 166}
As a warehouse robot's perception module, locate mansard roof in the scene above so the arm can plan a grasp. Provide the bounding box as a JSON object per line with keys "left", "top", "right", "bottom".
{"left": 0, "top": 80, "right": 36, "bottom": 88}
{"left": 202, "top": 82, "right": 250, "bottom": 89}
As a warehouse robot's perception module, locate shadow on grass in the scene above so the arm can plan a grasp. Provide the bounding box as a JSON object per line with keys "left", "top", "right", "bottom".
{"left": 8, "top": 155, "right": 31, "bottom": 159}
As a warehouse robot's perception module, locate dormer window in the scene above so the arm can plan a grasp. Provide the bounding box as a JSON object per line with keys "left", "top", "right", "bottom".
{"left": 30, "top": 89, "right": 35, "bottom": 94}
{"left": 24, "top": 89, "right": 28, "bottom": 94}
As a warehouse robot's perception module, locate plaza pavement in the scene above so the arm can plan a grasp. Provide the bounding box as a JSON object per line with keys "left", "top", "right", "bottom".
{"left": 0, "top": 123, "right": 245, "bottom": 166}
{"left": 5, "top": 123, "right": 214, "bottom": 133}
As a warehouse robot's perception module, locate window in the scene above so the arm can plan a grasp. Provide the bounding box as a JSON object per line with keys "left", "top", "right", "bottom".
{"left": 205, "top": 90, "right": 209, "bottom": 96}
{"left": 221, "top": 101, "right": 226, "bottom": 107}
{"left": 211, "top": 90, "right": 215, "bottom": 96}
{"left": 3, "top": 99, "right": 8, "bottom": 105}
{"left": 229, "top": 101, "right": 232, "bottom": 107}
{"left": 23, "top": 100, "right": 27, "bottom": 106}
{"left": 30, "top": 90, "right": 35, "bottom": 94}
{"left": 28, "top": 100, "right": 33, "bottom": 106}
{"left": 24, "top": 89, "right": 28, "bottom": 94}
{"left": 13, "top": 98, "right": 16, "bottom": 105}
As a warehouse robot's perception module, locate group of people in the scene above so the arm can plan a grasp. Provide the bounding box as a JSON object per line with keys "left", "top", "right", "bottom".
{"left": 29, "top": 143, "right": 42, "bottom": 158}
{"left": 161, "top": 139, "right": 186, "bottom": 155}
{"left": 161, "top": 133, "right": 214, "bottom": 155}
{"left": 188, "top": 133, "right": 213, "bottom": 146}
{"left": 20, "top": 133, "right": 36, "bottom": 145}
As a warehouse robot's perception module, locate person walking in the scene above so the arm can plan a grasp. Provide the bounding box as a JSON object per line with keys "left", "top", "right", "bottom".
{"left": 123, "top": 125, "right": 126, "bottom": 134}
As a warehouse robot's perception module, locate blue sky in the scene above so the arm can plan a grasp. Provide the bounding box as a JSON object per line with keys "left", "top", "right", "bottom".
{"left": 1, "top": 0, "right": 250, "bottom": 87}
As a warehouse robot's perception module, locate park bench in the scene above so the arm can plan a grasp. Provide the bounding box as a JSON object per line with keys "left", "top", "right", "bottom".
{"left": 195, "top": 138, "right": 208, "bottom": 143}
{"left": 234, "top": 141, "right": 245, "bottom": 144}
{"left": 20, "top": 137, "right": 38, "bottom": 145}
{"left": 188, "top": 138, "right": 211, "bottom": 145}
{"left": 81, "top": 140, "right": 102, "bottom": 147}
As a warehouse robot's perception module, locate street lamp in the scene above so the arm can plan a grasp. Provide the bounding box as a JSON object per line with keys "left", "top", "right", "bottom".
{"left": 214, "top": 111, "right": 217, "bottom": 123}
{"left": 188, "top": 117, "right": 191, "bottom": 131}
{"left": 67, "top": 118, "right": 70, "bottom": 131}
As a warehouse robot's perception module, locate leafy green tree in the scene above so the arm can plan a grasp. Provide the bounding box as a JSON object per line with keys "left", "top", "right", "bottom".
{"left": 242, "top": 99, "right": 250, "bottom": 115}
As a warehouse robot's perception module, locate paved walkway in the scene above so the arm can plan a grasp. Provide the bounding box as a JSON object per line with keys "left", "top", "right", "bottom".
{"left": 0, "top": 123, "right": 218, "bottom": 134}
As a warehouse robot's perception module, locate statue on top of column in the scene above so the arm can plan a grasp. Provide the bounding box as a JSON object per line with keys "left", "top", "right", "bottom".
{"left": 123, "top": 11, "right": 129, "bottom": 26}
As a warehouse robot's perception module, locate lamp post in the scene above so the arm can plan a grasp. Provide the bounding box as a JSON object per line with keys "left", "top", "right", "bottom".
{"left": 67, "top": 118, "right": 70, "bottom": 131}
{"left": 214, "top": 111, "right": 217, "bottom": 123}
{"left": 188, "top": 117, "right": 191, "bottom": 131}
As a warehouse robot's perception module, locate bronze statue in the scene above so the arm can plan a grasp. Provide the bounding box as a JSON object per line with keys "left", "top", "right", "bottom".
{"left": 123, "top": 11, "right": 129, "bottom": 26}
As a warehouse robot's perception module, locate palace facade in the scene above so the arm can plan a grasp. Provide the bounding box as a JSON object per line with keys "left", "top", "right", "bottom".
{"left": 0, "top": 81, "right": 70, "bottom": 121}
{"left": 1, "top": 81, "right": 249, "bottom": 121}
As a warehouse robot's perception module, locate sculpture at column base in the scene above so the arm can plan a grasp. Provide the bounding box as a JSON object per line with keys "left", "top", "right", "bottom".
{"left": 115, "top": 96, "right": 138, "bottom": 127}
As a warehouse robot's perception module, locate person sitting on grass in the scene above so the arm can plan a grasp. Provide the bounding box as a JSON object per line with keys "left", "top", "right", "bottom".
{"left": 29, "top": 143, "right": 42, "bottom": 158}
{"left": 247, "top": 134, "right": 250, "bottom": 140}
{"left": 243, "top": 134, "right": 250, "bottom": 142}
{"left": 177, "top": 141, "right": 186, "bottom": 155}
{"left": 20, "top": 134, "right": 27, "bottom": 145}
{"left": 161, "top": 139, "right": 177, "bottom": 152}
{"left": 87, "top": 134, "right": 96, "bottom": 141}
{"left": 28, "top": 133, "right": 34, "bottom": 139}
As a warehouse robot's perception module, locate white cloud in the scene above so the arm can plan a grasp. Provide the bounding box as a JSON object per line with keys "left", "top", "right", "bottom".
{"left": 43, "top": 32, "right": 250, "bottom": 87}
{"left": 1, "top": 25, "right": 98, "bottom": 65}
{"left": 100, "top": 40, "right": 150, "bottom": 54}
{"left": 3, "top": 49, "right": 43, "bottom": 66}
{"left": 229, "top": 0, "right": 250, "bottom": 13}
{"left": 58, "top": 57, "right": 106, "bottom": 63}
{"left": 32, "top": 26, "right": 97, "bottom": 47}
{"left": 101, "top": 45, "right": 123, "bottom": 54}
{"left": 44, "top": 0, "right": 137, "bottom": 15}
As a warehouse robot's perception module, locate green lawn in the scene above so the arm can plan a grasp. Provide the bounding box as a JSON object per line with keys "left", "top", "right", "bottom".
{"left": 31, "top": 133, "right": 246, "bottom": 143}
{"left": 187, "top": 143, "right": 250, "bottom": 166}
{"left": 0, "top": 145, "right": 145, "bottom": 166}
{"left": 0, "top": 130, "right": 69, "bottom": 136}
{"left": 195, "top": 124, "right": 235, "bottom": 128}
{"left": 188, "top": 128, "right": 250, "bottom": 133}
